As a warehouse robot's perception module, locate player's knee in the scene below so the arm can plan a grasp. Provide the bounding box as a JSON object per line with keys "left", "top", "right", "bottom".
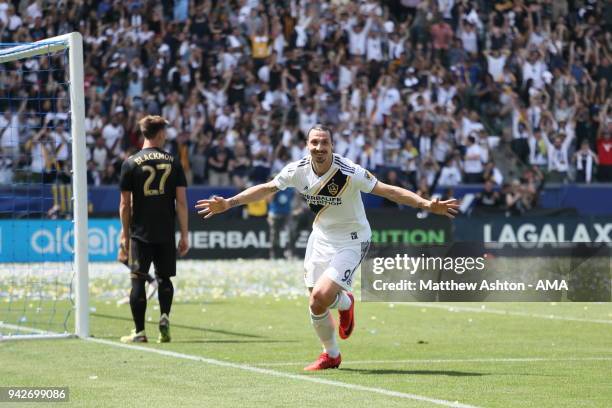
{"left": 130, "top": 272, "right": 149, "bottom": 281}
{"left": 131, "top": 277, "right": 146, "bottom": 289}
{"left": 157, "top": 277, "right": 173, "bottom": 291}
{"left": 309, "top": 289, "right": 332, "bottom": 315}
{"left": 130, "top": 279, "right": 146, "bottom": 302}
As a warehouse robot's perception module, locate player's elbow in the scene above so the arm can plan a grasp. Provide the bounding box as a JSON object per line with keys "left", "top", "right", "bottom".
{"left": 384, "top": 185, "right": 401, "bottom": 202}
{"left": 175, "top": 188, "right": 188, "bottom": 206}
{"left": 176, "top": 200, "right": 188, "bottom": 216}
{"left": 262, "top": 181, "right": 279, "bottom": 195}
{"left": 119, "top": 199, "right": 130, "bottom": 213}
{"left": 175, "top": 196, "right": 187, "bottom": 208}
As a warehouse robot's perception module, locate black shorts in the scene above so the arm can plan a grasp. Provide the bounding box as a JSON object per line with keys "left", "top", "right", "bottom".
{"left": 129, "top": 238, "right": 176, "bottom": 280}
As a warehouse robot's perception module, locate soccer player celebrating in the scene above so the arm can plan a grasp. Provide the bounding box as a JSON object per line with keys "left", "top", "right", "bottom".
{"left": 118, "top": 115, "right": 189, "bottom": 343}
{"left": 195, "top": 125, "right": 458, "bottom": 370}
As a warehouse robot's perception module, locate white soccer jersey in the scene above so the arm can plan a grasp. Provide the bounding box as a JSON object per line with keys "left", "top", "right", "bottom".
{"left": 273, "top": 154, "right": 378, "bottom": 244}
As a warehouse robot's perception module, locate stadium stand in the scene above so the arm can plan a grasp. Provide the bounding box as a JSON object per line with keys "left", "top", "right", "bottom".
{"left": 0, "top": 0, "right": 610, "bottom": 216}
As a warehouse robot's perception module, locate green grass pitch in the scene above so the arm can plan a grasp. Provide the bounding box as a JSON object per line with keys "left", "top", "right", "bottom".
{"left": 1, "top": 260, "right": 611, "bottom": 407}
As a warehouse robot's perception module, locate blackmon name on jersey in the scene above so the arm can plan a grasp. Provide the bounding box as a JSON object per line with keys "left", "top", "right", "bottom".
{"left": 119, "top": 147, "right": 187, "bottom": 244}
{"left": 273, "top": 154, "right": 377, "bottom": 243}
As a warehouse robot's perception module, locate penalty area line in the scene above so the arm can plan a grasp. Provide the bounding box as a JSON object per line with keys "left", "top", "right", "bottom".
{"left": 87, "top": 337, "right": 479, "bottom": 408}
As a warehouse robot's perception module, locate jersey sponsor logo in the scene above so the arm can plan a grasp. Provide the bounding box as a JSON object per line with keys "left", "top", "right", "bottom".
{"left": 351, "top": 232, "right": 358, "bottom": 240}
{"left": 303, "top": 194, "right": 342, "bottom": 207}
{"left": 306, "top": 169, "right": 349, "bottom": 214}
{"left": 365, "top": 170, "right": 373, "bottom": 180}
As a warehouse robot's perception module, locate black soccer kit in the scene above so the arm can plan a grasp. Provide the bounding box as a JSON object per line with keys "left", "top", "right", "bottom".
{"left": 119, "top": 147, "right": 187, "bottom": 279}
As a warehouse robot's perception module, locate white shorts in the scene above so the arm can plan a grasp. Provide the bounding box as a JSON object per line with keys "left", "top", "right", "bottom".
{"left": 303, "top": 233, "right": 370, "bottom": 291}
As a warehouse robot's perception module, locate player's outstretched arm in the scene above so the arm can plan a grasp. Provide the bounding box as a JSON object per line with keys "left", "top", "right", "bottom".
{"left": 195, "top": 181, "right": 279, "bottom": 219}
{"left": 370, "top": 181, "right": 460, "bottom": 218}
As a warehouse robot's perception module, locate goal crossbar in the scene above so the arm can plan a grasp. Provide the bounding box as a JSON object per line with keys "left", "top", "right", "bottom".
{"left": 0, "top": 42, "right": 68, "bottom": 64}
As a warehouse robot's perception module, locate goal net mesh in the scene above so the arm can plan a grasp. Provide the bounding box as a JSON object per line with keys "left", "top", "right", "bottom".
{"left": 0, "top": 42, "right": 75, "bottom": 338}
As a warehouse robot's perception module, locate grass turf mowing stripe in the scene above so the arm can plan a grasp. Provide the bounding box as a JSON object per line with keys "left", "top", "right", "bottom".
{"left": 87, "top": 337, "right": 480, "bottom": 408}
{"left": 254, "top": 357, "right": 612, "bottom": 366}
{"left": 399, "top": 304, "right": 612, "bottom": 324}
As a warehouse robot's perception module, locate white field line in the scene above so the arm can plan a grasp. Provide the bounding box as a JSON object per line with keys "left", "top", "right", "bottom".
{"left": 87, "top": 337, "right": 479, "bottom": 408}
{"left": 254, "top": 356, "right": 612, "bottom": 367}
{"left": 399, "top": 303, "right": 612, "bottom": 324}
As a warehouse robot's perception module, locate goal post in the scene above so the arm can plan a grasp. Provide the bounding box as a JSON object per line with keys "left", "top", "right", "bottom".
{"left": 0, "top": 32, "right": 89, "bottom": 340}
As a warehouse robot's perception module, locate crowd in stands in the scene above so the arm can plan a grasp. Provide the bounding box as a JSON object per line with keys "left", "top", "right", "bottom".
{"left": 0, "top": 0, "right": 611, "bottom": 216}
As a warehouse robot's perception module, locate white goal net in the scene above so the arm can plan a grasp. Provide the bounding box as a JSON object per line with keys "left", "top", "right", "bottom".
{"left": 0, "top": 33, "right": 88, "bottom": 340}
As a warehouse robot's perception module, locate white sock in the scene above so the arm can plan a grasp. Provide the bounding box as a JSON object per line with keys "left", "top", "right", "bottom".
{"left": 328, "top": 292, "right": 352, "bottom": 311}
{"left": 310, "top": 309, "right": 340, "bottom": 358}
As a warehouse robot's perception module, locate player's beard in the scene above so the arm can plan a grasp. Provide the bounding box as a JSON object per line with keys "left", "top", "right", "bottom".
{"left": 313, "top": 154, "right": 331, "bottom": 173}
{"left": 311, "top": 151, "right": 331, "bottom": 176}
{"left": 312, "top": 150, "right": 330, "bottom": 163}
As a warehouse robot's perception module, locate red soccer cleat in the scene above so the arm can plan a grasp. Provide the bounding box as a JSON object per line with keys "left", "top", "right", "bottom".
{"left": 303, "top": 352, "right": 342, "bottom": 371}
{"left": 338, "top": 292, "right": 355, "bottom": 339}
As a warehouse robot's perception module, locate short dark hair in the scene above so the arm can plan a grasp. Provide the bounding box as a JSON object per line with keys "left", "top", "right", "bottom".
{"left": 138, "top": 115, "right": 168, "bottom": 140}
{"left": 306, "top": 124, "right": 333, "bottom": 143}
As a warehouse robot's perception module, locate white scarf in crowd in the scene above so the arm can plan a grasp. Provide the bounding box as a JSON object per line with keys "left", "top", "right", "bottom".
{"left": 576, "top": 151, "right": 593, "bottom": 183}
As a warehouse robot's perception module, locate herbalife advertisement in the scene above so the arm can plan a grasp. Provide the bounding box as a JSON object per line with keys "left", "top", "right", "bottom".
{"left": 0, "top": 211, "right": 450, "bottom": 261}
{"left": 183, "top": 210, "right": 451, "bottom": 259}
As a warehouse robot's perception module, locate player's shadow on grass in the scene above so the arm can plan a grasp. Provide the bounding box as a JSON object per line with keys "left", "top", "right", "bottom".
{"left": 92, "top": 313, "right": 265, "bottom": 339}
{"left": 175, "top": 300, "right": 227, "bottom": 305}
{"left": 340, "top": 368, "right": 486, "bottom": 376}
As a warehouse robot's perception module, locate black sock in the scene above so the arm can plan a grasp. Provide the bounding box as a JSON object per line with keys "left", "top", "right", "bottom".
{"left": 158, "top": 278, "right": 174, "bottom": 316}
{"left": 130, "top": 279, "right": 147, "bottom": 332}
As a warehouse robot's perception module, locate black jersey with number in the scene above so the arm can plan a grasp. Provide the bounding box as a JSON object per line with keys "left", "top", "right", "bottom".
{"left": 119, "top": 147, "right": 187, "bottom": 243}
